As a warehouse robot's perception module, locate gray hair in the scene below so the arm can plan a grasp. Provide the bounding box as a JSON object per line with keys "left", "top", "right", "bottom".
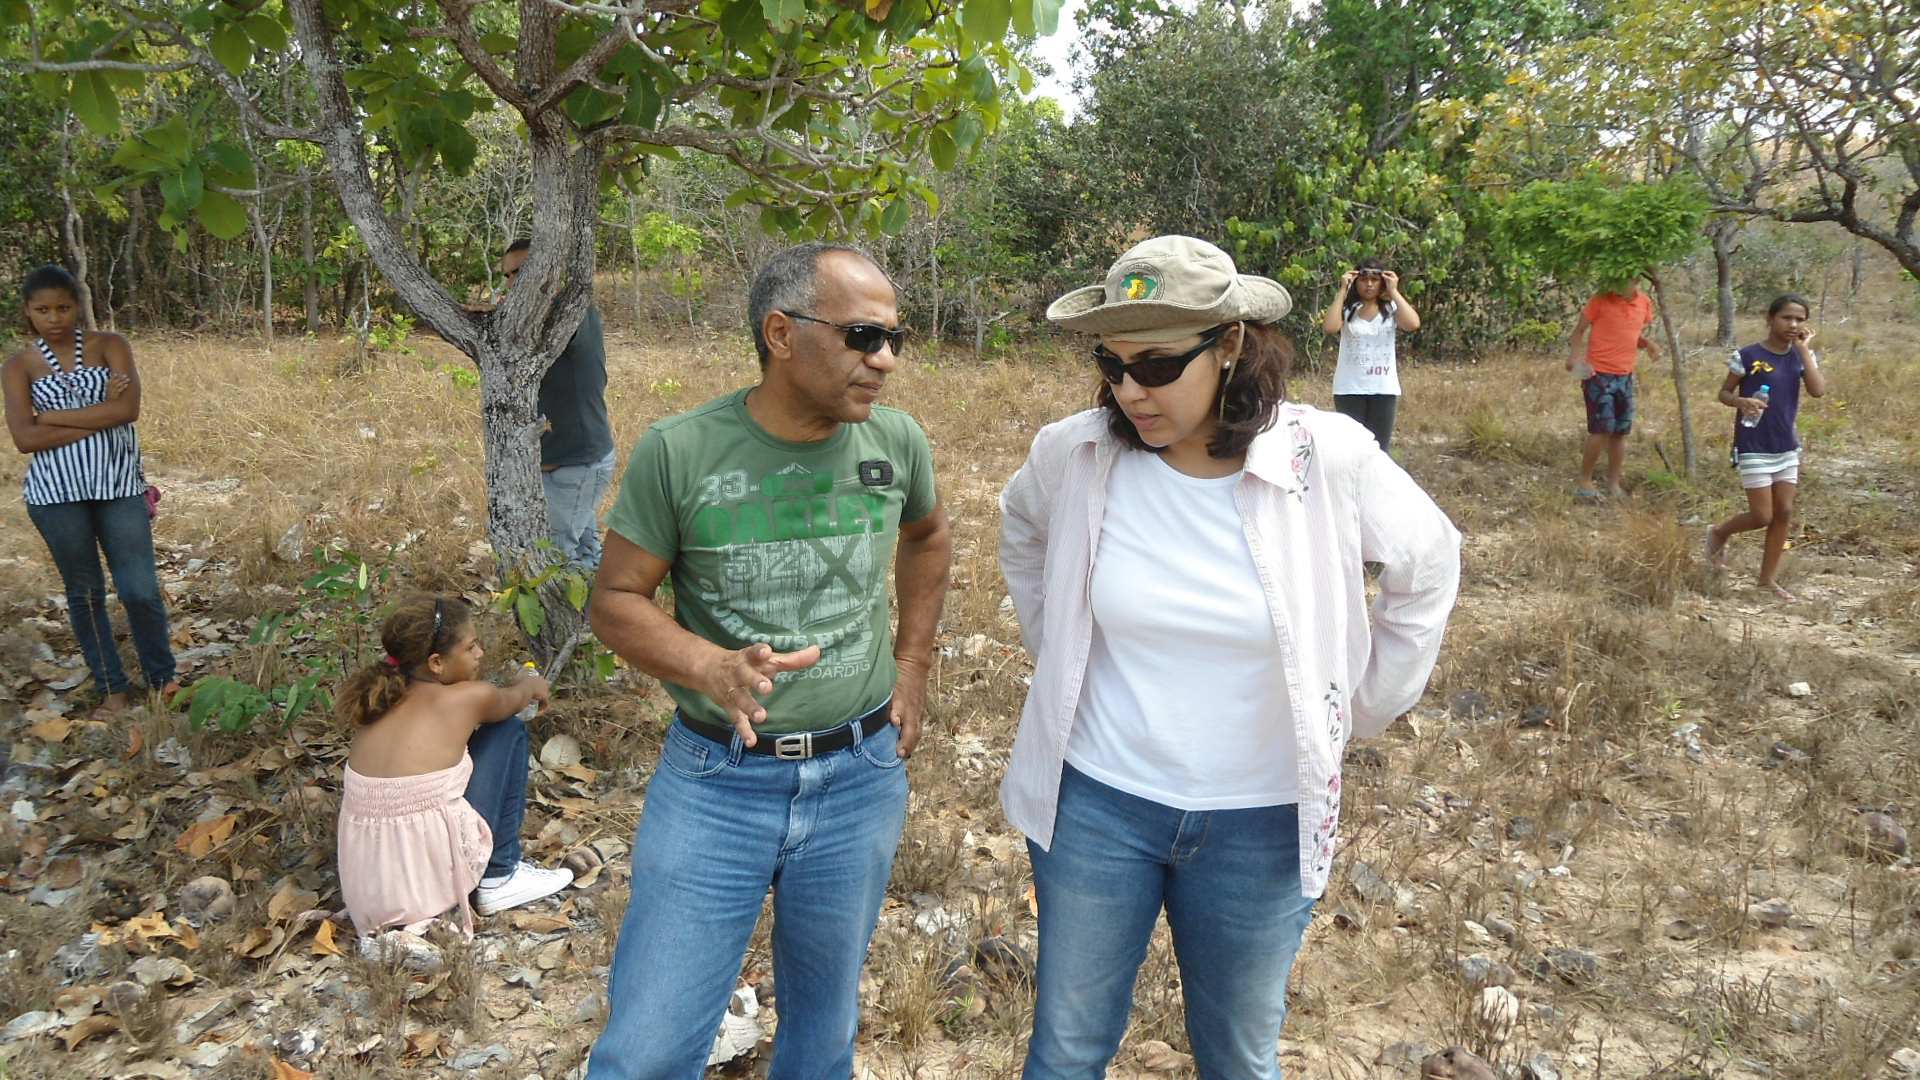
{"left": 746, "top": 242, "right": 881, "bottom": 369}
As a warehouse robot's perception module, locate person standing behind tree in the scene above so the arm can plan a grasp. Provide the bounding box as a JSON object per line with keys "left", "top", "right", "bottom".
{"left": 1321, "top": 259, "right": 1420, "bottom": 452}
{"left": 474, "top": 240, "right": 615, "bottom": 572}
{"left": 4, "top": 265, "right": 178, "bottom": 715}
{"left": 584, "top": 242, "right": 951, "bottom": 1079}
{"left": 1565, "top": 279, "right": 1658, "bottom": 499}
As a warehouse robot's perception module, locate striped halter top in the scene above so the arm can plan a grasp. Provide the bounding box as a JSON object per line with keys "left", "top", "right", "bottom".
{"left": 22, "top": 330, "right": 145, "bottom": 507}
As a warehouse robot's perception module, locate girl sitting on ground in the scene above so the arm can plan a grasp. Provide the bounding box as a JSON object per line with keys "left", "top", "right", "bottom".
{"left": 1705, "top": 294, "right": 1828, "bottom": 601}
{"left": 335, "top": 594, "right": 572, "bottom": 935}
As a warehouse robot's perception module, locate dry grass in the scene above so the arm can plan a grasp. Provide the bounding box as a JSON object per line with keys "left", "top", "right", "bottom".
{"left": 1, "top": 275, "right": 1917, "bottom": 1078}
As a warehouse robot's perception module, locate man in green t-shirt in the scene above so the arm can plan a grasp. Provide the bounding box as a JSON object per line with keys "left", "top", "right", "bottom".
{"left": 585, "top": 243, "right": 951, "bottom": 1079}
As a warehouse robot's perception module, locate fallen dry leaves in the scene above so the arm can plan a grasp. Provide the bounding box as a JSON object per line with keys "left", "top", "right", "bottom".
{"left": 59, "top": 1014, "right": 118, "bottom": 1051}
{"left": 175, "top": 814, "right": 238, "bottom": 858}
{"left": 268, "top": 1059, "right": 314, "bottom": 1080}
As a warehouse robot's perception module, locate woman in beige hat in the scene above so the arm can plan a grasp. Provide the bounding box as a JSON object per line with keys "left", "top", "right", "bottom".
{"left": 998, "top": 235, "right": 1461, "bottom": 1078}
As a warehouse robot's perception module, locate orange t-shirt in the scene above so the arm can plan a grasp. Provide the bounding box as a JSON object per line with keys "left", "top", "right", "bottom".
{"left": 1582, "top": 291, "right": 1654, "bottom": 375}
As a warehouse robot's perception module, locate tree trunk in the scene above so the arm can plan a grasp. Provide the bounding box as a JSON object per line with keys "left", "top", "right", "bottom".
{"left": 253, "top": 199, "right": 274, "bottom": 347}
{"left": 129, "top": 185, "right": 153, "bottom": 323}
{"left": 1710, "top": 219, "right": 1739, "bottom": 346}
{"left": 58, "top": 116, "right": 100, "bottom": 332}
{"left": 1647, "top": 273, "right": 1697, "bottom": 477}
{"left": 287, "top": 0, "right": 596, "bottom": 665}
{"left": 303, "top": 171, "right": 321, "bottom": 333}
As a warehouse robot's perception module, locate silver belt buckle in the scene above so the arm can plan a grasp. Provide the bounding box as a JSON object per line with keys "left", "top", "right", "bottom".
{"left": 773, "top": 732, "right": 813, "bottom": 760}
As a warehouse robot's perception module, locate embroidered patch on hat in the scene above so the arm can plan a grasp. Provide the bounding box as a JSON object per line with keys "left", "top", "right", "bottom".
{"left": 1120, "top": 271, "right": 1158, "bottom": 301}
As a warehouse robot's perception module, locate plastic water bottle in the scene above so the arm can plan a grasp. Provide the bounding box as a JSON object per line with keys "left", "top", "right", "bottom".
{"left": 1741, "top": 383, "right": 1770, "bottom": 428}
{"left": 514, "top": 661, "right": 541, "bottom": 722}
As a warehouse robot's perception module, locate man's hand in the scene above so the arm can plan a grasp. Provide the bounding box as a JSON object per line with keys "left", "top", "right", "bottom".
{"left": 697, "top": 642, "right": 821, "bottom": 747}
{"left": 890, "top": 656, "right": 931, "bottom": 758}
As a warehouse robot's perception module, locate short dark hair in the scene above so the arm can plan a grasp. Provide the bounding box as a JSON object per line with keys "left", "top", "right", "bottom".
{"left": 505, "top": 238, "right": 532, "bottom": 255}
{"left": 21, "top": 265, "right": 80, "bottom": 304}
{"left": 1098, "top": 322, "right": 1293, "bottom": 459}
{"left": 1768, "top": 293, "right": 1811, "bottom": 318}
{"left": 745, "top": 243, "right": 879, "bottom": 370}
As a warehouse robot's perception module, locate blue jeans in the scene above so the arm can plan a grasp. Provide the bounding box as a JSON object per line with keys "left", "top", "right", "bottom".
{"left": 1023, "top": 765, "right": 1318, "bottom": 1080}
{"left": 464, "top": 715, "right": 529, "bottom": 878}
{"left": 542, "top": 450, "right": 616, "bottom": 572}
{"left": 26, "top": 495, "right": 176, "bottom": 696}
{"left": 587, "top": 711, "right": 909, "bottom": 1080}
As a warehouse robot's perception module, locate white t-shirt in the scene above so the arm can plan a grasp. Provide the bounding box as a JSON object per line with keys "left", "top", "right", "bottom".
{"left": 1333, "top": 309, "right": 1400, "bottom": 396}
{"left": 1066, "top": 451, "right": 1298, "bottom": 810}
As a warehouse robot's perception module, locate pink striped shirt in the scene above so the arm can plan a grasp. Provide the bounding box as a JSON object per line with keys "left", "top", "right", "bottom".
{"left": 998, "top": 406, "right": 1461, "bottom": 897}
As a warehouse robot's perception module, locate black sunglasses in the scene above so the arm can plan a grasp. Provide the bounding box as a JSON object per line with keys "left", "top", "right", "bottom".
{"left": 1092, "top": 327, "right": 1227, "bottom": 388}
{"left": 785, "top": 312, "right": 908, "bottom": 356}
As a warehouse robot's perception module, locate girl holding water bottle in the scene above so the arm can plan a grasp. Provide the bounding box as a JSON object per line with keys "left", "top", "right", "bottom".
{"left": 1704, "top": 295, "right": 1829, "bottom": 600}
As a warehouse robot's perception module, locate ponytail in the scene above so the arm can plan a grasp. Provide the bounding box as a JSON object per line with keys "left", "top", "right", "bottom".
{"left": 332, "top": 592, "right": 470, "bottom": 727}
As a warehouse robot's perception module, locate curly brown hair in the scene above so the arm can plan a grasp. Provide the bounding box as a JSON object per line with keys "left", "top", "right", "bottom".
{"left": 1097, "top": 321, "right": 1293, "bottom": 459}
{"left": 333, "top": 593, "right": 470, "bottom": 727}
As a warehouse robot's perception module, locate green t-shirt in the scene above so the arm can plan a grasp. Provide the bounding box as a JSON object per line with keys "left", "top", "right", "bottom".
{"left": 606, "top": 389, "right": 937, "bottom": 734}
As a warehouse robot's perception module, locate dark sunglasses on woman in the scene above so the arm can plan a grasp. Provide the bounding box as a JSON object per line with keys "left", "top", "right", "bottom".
{"left": 784, "top": 312, "right": 908, "bottom": 356}
{"left": 1092, "top": 326, "right": 1227, "bottom": 388}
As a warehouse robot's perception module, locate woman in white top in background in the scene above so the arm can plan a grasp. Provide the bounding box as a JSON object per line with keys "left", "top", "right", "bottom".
{"left": 1000, "top": 235, "right": 1460, "bottom": 1080}
{"left": 1322, "top": 258, "right": 1420, "bottom": 453}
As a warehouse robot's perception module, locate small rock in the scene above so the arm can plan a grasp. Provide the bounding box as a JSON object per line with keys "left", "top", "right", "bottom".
{"left": 1328, "top": 907, "right": 1367, "bottom": 931}
{"left": 104, "top": 981, "right": 148, "bottom": 1017}
{"left": 1, "top": 1010, "right": 59, "bottom": 1043}
{"left": 1530, "top": 947, "right": 1599, "bottom": 985}
{"left": 273, "top": 1029, "right": 319, "bottom": 1061}
{"left": 177, "top": 876, "right": 235, "bottom": 926}
{"left": 1520, "top": 1050, "right": 1562, "bottom": 1080}
{"left": 1506, "top": 816, "right": 1538, "bottom": 841}
{"left": 450, "top": 1044, "right": 512, "bottom": 1070}
{"left": 126, "top": 955, "right": 194, "bottom": 988}
{"left": 1786, "top": 681, "right": 1812, "bottom": 698}
{"left": 1461, "top": 920, "right": 1492, "bottom": 946}
{"left": 357, "top": 929, "right": 443, "bottom": 973}
{"left": 1375, "top": 1041, "right": 1431, "bottom": 1068}
{"left": 1749, "top": 897, "right": 1793, "bottom": 929}
{"left": 272, "top": 521, "right": 306, "bottom": 563}
{"left": 1422, "top": 1045, "right": 1497, "bottom": 1080}
{"left": 1348, "top": 745, "right": 1387, "bottom": 769}
{"left": 1476, "top": 985, "right": 1520, "bottom": 1036}
{"left": 1663, "top": 919, "right": 1702, "bottom": 941}
{"left": 973, "top": 936, "right": 1033, "bottom": 984}
{"left": 573, "top": 990, "right": 609, "bottom": 1025}
{"left": 1448, "top": 690, "right": 1493, "bottom": 721}
{"left": 1770, "top": 741, "right": 1812, "bottom": 767}
{"left": 1854, "top": 812, "right": 1909, "bottom": 861}
{"left": 1135, "top": 1038, "right": 1194, "bottom": 1072}
{"left": 1887, "top": 1047, "right": 1920, "bottom": 1076}
{"left": 1517, "top": 704, "right": 1552, "bottom": 728}
{"left": 1458, "top": 954, "right": 1516, "bottom": 990}
{"left": 1482, "top": 915, "right": 1517, "bottom": 943}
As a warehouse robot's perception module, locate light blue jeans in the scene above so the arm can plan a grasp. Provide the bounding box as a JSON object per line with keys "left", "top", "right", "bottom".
{"left": 542, "top": 449, "right": 616, "bottom": 572}
{"left": 1023, "top": 764, "right": 1318, "bottom": 1080}
{"left": 586, "top": 711, "right": 908, "bottom": 1080}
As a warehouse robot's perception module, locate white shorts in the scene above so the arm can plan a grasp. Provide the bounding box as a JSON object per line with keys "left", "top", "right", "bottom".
{"left": 1737, "top": 449, "right": 1800, "bottom": 489}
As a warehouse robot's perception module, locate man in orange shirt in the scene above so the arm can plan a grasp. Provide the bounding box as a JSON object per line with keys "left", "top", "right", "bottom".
{"left": 1566, "top": 283, "right": 1658, "bottom": 498}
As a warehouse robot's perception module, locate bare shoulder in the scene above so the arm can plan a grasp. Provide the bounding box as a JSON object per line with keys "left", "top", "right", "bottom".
{"left": 433, "top": 680, "right": 502, "bottom": 723}
{"left": 85, "top": 331, "right": 134, "bottom": 364}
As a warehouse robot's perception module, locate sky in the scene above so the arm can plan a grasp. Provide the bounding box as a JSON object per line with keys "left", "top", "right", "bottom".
{"left": 1025, "top": 0, "right": 1087, "bottom": 118}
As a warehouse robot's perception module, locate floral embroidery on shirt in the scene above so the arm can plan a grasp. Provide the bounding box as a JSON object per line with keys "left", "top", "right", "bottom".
{"left": 1288, "top": 420, "right": 1315, "bottom": 497}
{"left": 1310, "top": 682, "right": 1346, "bottom": 877}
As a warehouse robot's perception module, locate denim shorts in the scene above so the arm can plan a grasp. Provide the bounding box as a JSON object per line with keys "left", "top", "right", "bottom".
{"left": 1582, "top": 372, "right": 1635, "bottom": 435}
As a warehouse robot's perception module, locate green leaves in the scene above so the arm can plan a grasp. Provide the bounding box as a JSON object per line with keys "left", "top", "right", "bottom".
{"left": 210, "top": 22, "right": 252, "bottom": 76}
{"left": 69, "top": 71, "right": 120, "bottom": 136}
{"left": 1498, "top": 176, "right": 1707, "bottom": 288}
{"left": 963, "top": 0, "right": 1012, "bottom": 44}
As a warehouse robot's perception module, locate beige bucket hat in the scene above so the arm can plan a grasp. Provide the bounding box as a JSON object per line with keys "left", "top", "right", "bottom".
{"left": 1046, "top": 235, "right": 1292, "bottom": 343}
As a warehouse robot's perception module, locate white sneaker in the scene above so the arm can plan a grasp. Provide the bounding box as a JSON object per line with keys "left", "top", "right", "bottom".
{"left": 472, "top": 861, "right": 574, "bottom": 916}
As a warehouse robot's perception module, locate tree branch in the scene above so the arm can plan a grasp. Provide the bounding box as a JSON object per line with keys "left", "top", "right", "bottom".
{"left": 286, "top": 0, "right": 477, "bottom": 354}
{"left": 433, "top": 0, "right": 535, "bottom": 111}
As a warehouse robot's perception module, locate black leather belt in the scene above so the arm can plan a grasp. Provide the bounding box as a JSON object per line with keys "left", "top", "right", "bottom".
{"left": 680, "top": 699, "right": 892, "bottom": 760}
